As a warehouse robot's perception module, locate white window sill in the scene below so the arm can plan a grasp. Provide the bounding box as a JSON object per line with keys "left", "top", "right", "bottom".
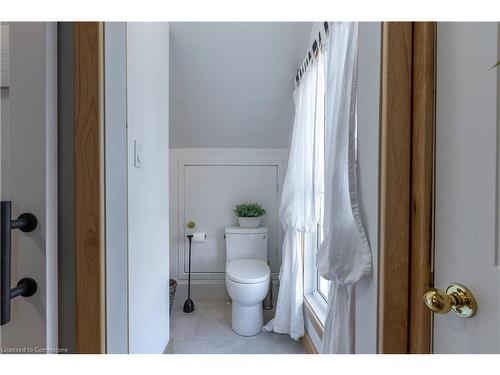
{"left": 304, "top": 292, "right": 328, "bottom": 327}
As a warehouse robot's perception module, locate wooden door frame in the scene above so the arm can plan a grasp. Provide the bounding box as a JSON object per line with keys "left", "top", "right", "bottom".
{"left": 378, "top": 22, "right": 436, "bottom": 354}
{"left": 73, "top": 22, "right": 106, "bottom": 354}
{"left": 70, "top": 20, "right": 435, "bottom": 355}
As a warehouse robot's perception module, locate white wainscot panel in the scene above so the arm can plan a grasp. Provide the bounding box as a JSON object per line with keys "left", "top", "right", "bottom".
{"left": 170, "top": 149, "right": 287, "bottom": 286}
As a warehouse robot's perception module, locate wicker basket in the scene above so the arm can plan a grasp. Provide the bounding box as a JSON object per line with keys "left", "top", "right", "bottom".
{"left": 169, "top": 278, "right": 177, "bottom": 314}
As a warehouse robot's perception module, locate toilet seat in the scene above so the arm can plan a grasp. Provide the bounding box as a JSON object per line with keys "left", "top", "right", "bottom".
{"left": 226, "top": 259, "right": 270, "bottom": 284}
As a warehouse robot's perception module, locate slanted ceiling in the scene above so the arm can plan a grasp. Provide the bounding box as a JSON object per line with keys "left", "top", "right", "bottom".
{"left": 169, "top": 22, "right": 312, "bottom": 148}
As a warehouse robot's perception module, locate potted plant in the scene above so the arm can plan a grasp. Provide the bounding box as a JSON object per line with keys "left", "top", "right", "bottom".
{"left": 234, "top": 202, "right": 266, "bottom": 228}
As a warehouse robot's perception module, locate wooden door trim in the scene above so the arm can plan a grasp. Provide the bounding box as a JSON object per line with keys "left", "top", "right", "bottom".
{"left": 379, "top": 22, "right": 413, "bottom": 354}
{"left": 378, "top": 22, "right": 435, "bottom": 354}
{"left": 74, "top": 22, "right": 105, "bottom": 354}
{"left": 409, "top": 22, "right": 435, "bottom": 354}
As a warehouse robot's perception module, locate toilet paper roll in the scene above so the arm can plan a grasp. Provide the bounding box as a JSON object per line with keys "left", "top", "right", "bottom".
{"left": 192, "top": 232, "right": 207, "bottom": 242}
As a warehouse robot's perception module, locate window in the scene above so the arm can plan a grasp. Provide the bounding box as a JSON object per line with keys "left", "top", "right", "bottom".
{"left": 303, "top": 28, "right": 360, "bottom": 327}
{"left": 304, "top": 108, "right": 359, "bottom": 324}
{"left": 303, "top": 49, "right": 330, "bottom": 318}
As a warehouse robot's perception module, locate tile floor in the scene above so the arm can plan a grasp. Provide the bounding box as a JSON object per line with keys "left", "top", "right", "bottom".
{"left": 169, "top": 299, "right": 305, "bottom": 354}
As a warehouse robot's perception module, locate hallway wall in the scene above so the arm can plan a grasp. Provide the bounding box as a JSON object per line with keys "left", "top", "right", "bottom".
{"left": 58, "top": 22, "right": 171, "bottom": 354}
{"left": 126, "top": 22, "right": 170, "bottom": 354}
{"left": 104, "top": 22, "right": 128, "bottom": 354}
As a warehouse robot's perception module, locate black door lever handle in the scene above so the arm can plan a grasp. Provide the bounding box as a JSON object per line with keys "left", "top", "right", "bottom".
{"left": 1, "top": 201, "right": 38, "bottom": 326}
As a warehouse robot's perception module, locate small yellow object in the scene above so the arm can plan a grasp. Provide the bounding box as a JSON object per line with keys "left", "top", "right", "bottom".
{"left": 187, "top": 221, "right": 196, "bottom": 229}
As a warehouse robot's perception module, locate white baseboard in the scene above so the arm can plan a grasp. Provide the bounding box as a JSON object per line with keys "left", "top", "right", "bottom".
{"left": 175, "top": 281, "right": 229, "bottom": 301}
{"left": 173, "top": 279, "right": 280, "bottom": 303}
{"left": 163, "top": 337, "right": 174, "bottom": 354}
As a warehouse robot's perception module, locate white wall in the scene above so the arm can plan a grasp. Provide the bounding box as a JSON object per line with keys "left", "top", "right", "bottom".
{"left": 126, "top": 22, "right": 170, "bottom": 354}
{"left": 104, "top": 22, "right": 128, "bottom": 354}
{"left": 354, "top": 22, "right": 381, "bottom": 354}
{"left": 169, "top": 22, "right": 312, "bottom": 149}
{"left": 301, "top": 22, "right": 381, "bottom": 354}
{"left": 169, "top": 148, "right": 286, "bottom": 300}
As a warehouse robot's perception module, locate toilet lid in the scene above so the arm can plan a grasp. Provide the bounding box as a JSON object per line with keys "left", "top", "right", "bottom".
{"left": 226, "top": 259, "right": 270, "bottom": 284}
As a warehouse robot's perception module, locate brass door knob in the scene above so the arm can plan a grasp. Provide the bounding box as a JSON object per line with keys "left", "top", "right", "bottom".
{"left": 423, "top": 283, "right": 477, "bottom": 318}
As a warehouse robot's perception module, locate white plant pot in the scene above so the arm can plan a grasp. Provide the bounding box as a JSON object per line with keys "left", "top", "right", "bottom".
{"left": 238, "top": 217, "right": 261, "bottom": 228}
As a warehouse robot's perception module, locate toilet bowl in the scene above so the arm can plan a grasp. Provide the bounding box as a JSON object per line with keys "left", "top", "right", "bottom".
{"left": 226, "top": 258, "right": 270, "bottom": 336}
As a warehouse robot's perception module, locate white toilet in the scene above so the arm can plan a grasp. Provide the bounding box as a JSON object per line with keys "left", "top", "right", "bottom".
{"left": 225, "top": 226, "right": 270, "bottom": 336}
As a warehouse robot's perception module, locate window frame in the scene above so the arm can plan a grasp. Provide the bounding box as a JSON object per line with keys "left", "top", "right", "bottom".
{"left": 303, "top": 230, "right": 329, "bottom": 325}
{"left": 315, "top": 191, "right": 330, "bottom": 302}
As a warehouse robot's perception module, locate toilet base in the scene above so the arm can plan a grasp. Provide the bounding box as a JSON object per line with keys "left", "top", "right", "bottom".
{"left": 231, "top": 301, "right": 263, "bottom": 336}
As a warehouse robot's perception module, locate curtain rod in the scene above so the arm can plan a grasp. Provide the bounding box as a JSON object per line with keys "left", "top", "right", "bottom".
{"left": 295, "top": 21, "right": 329, "bottom": 87}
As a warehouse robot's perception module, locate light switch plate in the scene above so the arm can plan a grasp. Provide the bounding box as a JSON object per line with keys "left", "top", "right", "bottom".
{"left": 134, "top": 140, "right": 142, "bottom": 168}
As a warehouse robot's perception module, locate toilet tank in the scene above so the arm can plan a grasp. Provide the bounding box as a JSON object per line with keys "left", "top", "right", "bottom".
{"left": 225, "top": 226, "right": 268, "bottom": 263}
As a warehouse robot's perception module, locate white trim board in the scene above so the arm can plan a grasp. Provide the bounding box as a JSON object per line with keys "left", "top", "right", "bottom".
{"left": 174, "top": 279, "right": 280, "bottom": 302}
{"left": 169, "top": 148, "right": 287, "bottom": 288}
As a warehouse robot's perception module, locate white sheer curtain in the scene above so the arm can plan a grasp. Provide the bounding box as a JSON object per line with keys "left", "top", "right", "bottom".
{"left": 317, "top": 22, "right": 372, "bottom": 354}
{"left": 263, "top": 55, "right": 324, "bottom": 340}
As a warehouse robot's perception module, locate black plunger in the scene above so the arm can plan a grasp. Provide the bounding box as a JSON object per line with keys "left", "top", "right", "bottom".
{"left": 183, "top": 234, "right": 195, "bottom": 313}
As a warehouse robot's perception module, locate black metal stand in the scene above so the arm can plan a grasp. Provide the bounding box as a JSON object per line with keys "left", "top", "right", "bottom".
{"left": 183, "top": 234, "right": 194, "bottom": 313}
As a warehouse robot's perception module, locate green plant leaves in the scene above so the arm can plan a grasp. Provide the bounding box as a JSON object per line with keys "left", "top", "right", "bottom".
{"left": 234, "top": 202, "right": 266, "bottom": 217}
